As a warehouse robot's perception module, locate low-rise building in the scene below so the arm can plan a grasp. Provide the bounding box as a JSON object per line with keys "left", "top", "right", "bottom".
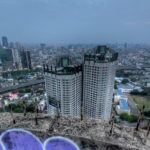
{"left": 116, "top": 99, "right": 130, "bottom": 115}
{"left": 115, "top": 77, "right": 124, "bottom": 83}
{"left": 118, "top": 84, "right": 134, "bottom": 93}
{"left": 114, "top": 89, "right": 128, "bottom": 103}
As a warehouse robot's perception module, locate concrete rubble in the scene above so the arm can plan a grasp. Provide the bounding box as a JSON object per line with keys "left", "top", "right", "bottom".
{"left": 0, "top": 113, "right": 150, "bottom": 150}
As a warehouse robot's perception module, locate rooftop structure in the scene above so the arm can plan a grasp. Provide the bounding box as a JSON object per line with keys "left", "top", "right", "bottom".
{"left": 84, "top": 45, "right": 118, "bottom": 63}
{"left": 44, "top": 56, "right": 82, "bottom": 75}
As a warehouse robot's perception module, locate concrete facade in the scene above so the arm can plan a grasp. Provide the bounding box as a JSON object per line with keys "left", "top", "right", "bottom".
{"left": 45, "top": 71, "right": 82, "bottom": 117}
{"left": 83, "top": 61, "right": 116, "bottom": 120}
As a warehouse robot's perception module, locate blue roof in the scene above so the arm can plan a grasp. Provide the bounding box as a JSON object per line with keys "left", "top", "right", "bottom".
{"left": 117, "top": 89, "right": 123, "bottom": 96}
{"left": 118, "top": 84, "right": 133, "bottom": 90}
{"left": 120, "top": 99, "right": 129, "bottom": 110}
{"left": 27, "top": 75, "right": 33, "bottom": 77}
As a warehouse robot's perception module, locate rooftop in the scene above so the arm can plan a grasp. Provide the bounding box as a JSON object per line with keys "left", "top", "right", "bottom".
{"left": 117, "top": 89, "right": 123, "bottom": 96}
{"left": 84, "top": 45, "right": 118, "bottom": 63}
{"left": 0, "top": 113, "right": 149, "bottom": 150}
{"left": 44, "top": 56, "right": 82, "bottom": 75}
{"left": 118, "top": 84, "right": 134, "bottom": 90}
{"left": 120, "top": 99, "right": 130, "bottom": 110}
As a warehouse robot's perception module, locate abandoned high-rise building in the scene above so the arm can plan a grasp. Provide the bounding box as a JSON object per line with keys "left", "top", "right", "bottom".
{"left": 44, "top": 46, "right": 118, "bottom": 120}
{"left": 83, "top": 46, "right": 118, "bottom": 120}
{"left": 44, "top": 56, "right": 82, "bottom": 117}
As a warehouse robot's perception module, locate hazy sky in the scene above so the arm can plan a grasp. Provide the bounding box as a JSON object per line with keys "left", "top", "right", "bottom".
{"left": 0, "top": 0, "right": 150, "bottom": 44}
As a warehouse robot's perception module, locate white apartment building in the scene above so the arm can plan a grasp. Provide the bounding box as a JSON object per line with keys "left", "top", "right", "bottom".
{"left": 44, "top": 57, "right": 82, "bottom": 117}
{"left": 83, "top": 46, "right": 118, "bottom": 120}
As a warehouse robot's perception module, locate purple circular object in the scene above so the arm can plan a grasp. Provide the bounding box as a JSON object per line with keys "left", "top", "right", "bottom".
{"left": 0, "top": 143, "right": 5, "bottom": 150}
{"left": 1, "top": 129, "right": 43, "bottom": 150}
{"left": 44, "top": 136, "right": 80, "bottom": 150}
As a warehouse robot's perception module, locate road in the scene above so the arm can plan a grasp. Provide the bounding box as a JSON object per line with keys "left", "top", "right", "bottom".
{"left": 0, "top": 79, "right": 44, "bottom": 94}
{"left": 127, "top": 93, "right": 140, "bottom": 116}
{"left": 119, "top": 120, "right": 149, "bottom": 128}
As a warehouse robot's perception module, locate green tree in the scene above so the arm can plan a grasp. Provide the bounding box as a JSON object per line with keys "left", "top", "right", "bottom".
{"left": 122, "top": 79, "right": 129, "bottom": 84}
{"left": 24, "top": 88, "right": 31, "bottom": 93}
{"left": 130, "top": 89, "right": 147, "bottom": 96}
{"left": 130, "top": 90, "right": 140, "bottom": 95}
{"left": 120, "top": 112, "right": 138, "bottom": 123}
{"left": 18, "top": 89, "right": 25, "bottom": 93}
{"left": 116, "top": 70, "right": 133, "bottom": 77}
{"left": 131, "top": 78, "right": 137, "bottom": 82}
{"left": 120, "top": 112, "right": 129, "bottom": 120}
{"left": 114, "top": 81, "right": 118, "bottom": 89}
{"left": 26, "top": 104, "right": 35, "bottom": 113}
{"left": 143, "top": 87, "right": 150, "bottom": 96}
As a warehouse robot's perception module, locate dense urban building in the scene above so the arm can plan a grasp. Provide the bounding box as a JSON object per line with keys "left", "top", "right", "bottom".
{"left": 15, "top": 42, "right": 23, "bottom": 51}
{"left": 0, "top": 47, "right": 13, "bottom": 70}
{"left": 0, "top": 36, "right": 33, "bottom": 71}
{"left": 83, "top": 46, "right": 118, "bottom": 120}
{"left": 20, "top": 49, "right": 32, "bottom": 70}
{"left": 0, "top": 59, "right": 2, "bottom": 71}
{"left": 40, "top": 43, "right": 46, "bottom": 50}
{"left": 1, "top": 36, "right": 8, "bottom": 48}
{"left": 9, "top": 42, "right": 15, "bottom": 49}
{"left": 12, "top": 49, "right": 22, "bottom": 69}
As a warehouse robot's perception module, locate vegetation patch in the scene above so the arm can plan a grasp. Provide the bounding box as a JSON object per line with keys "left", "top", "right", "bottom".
{"left": 120, "top": 112, "right": 138, "bottom": 123}
{"left": 132, "top": 96, "right": 150, "bottom": 112}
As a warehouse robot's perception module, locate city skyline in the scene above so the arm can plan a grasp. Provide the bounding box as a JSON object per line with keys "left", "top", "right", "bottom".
{"left": 0, "top": 1, "right": 150, "bottom": 149}
{"left": 0, "top": 0, "right": 150, "bottom": 44}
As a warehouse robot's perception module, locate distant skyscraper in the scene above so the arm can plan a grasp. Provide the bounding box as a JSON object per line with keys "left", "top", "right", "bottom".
{"left": 12, "top": 49, "right": 22, "bottom": 69}
{"left": 40, "top": 43, "right": 46, "bottom": 49}
{"left": 15, "top": 42, "right": 23, "bottom": 50}
{"left": 26, "top": 50, "right": 32, "bottom": 70}
{"left": 0, "top": 47, "right": 13, "bottom": 71}
{"left": 83, "top": 46, "right": 118, "bottom": 120}
{"left": 9, "top": 42, "right": 15, "bottom": 49}
{"left": 0, "top": 59, "right": 3, "bottom": 71}
{"left": 20, "top": 49, "right": 32, "bottom": 70}
{"left": 2, "top": 36, "right": 8, "bottom": 48}
{"left": 124, "top": 43, "right": 128, "bottom": 51}
{"left": 44, "top": 56, "right": 82, "bottom": 117}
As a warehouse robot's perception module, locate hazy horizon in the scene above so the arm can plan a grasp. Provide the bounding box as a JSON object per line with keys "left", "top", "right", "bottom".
{"left": 0, "top": 0, "right": 150, "bottom": 44}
